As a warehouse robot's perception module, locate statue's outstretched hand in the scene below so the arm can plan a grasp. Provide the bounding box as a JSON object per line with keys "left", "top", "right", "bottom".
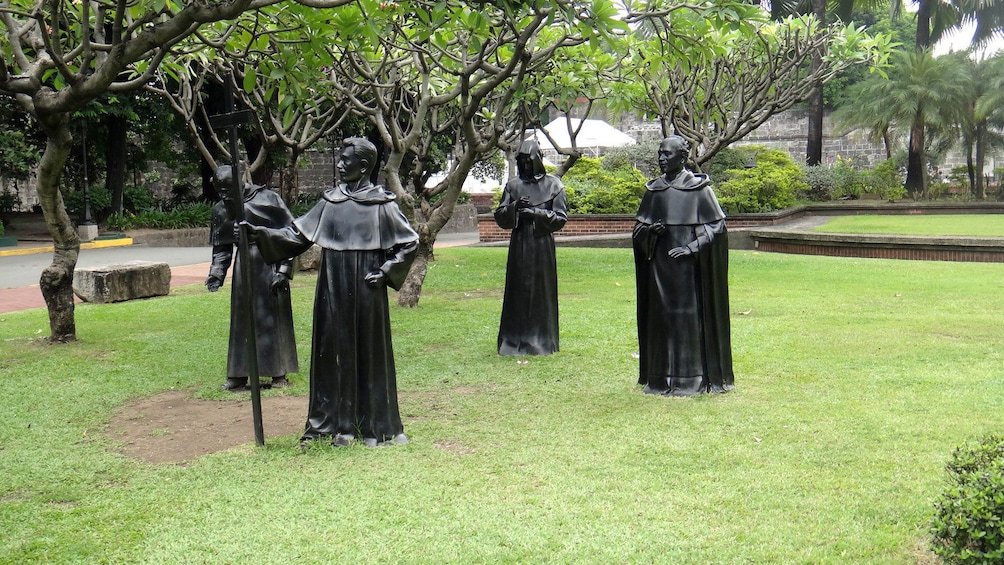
{"left": 270, "top": 272, "right": 290, "bottom": 294}
{"left": 206, "top": 276, "right": 223, "bottom": 292}
{"left": 364, "top": 270, "right": 386, "bottom": 288}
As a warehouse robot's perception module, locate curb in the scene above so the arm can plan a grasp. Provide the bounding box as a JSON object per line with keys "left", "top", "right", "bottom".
{"left": 0, "top": 237, "right": 134, "bottom": 258}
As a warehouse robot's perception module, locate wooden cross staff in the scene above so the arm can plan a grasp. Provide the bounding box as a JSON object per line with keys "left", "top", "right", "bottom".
{"left": 209, "top": 74, "right": 265, "bottom": 447}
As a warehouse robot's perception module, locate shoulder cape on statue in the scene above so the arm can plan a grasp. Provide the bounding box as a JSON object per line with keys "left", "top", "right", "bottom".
{"left": 293, "top": 183, "right": 418, "bottom": 251}
{"left": 637, "top": 170, "right": 726, "bottom": 226}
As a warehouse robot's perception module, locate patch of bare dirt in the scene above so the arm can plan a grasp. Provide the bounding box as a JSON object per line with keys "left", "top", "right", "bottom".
{"left": 105, "top": 390, "right": 307, "bottom": 465}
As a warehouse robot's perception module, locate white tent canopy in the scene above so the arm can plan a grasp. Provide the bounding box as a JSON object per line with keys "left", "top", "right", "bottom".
{"left": 529, "top": 118, "right": 636, "bottom": 157}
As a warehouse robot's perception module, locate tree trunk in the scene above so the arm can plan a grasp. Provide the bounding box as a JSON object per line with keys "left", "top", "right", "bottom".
{"left": 105, "top": 113, "right": 128, "bottom": 215}
{"left": 966, "top": 146, "right": 976, "bottom": 197}
{"left": 279, "top": 149, "right": 300, "bottom": 204}
{"left": 806, "top": 85, "right": 824, "bottom": 166}
{"left": 904, "top": 0, "right": 933, "bottom": 199}
{"left": 37, "top": 113, "right": 80, "bottom": 342}
{"left": 552, "top": 151, "right": 581, "bottom": 178}
{"left": 905, "top": 111, "right": 926, "bottom": 197}
{"left": 397, "top": 231, "right": 434, "bottom": 308}
{"left": 805, "top": 0, "right": 826, "bottom": 166}
{"left": 974, "top": 123, "right": 986, "bottom": 199}
{"left": 915, "top": 0, "right": 933, "bottom": 50}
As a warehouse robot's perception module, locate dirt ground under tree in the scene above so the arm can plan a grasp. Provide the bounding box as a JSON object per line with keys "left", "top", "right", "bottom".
{"left": 105, "top": 390, "right": 307, "bottom": 464}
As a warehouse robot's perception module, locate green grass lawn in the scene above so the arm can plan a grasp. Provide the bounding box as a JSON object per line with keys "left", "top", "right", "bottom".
{"left": 2, "top": 247, "right": 1003, "bottom": 563}
{"left": 814, "top": 213, "right": 1004, "bottom": 236}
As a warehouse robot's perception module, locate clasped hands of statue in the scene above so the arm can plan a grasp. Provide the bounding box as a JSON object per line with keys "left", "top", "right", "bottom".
{"left": 236, "top": 221, "right": 387, "bottom": 289}
{"left": 650, "top": 220, "right": 693, "bottom": 259}
{"left": 516, "top": 196, "right": 535, "bottom": 215}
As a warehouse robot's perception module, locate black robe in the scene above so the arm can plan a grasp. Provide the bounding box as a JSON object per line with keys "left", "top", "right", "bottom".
{"left": 493, "top": 174, "right": 567, "bottom": 356}
{"left": 209, "top": 186, "right": 299, "bottom": 379}
{"left": 633, "top": 170, "right": 734, "bottom": 395}
{"left": 256, "top": 184, "right": 419, "bottom": 442}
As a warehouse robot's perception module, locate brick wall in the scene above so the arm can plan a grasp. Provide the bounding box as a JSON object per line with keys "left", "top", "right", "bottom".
{"left": 478, "top": 214, "right": 637, "bottom": 242}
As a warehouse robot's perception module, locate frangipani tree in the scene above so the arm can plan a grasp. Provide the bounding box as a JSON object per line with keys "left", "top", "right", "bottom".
{"left": 148, "top": 5, "right": 356, "bottom": 203}
{"left": 322, "top": 0, "right": 629, "bottom": 306}
{"left": 616, "top": 7, "right": 894, "bottom": 169}
{"left": 0, "top": 0, "right": 352, "bottom": 341}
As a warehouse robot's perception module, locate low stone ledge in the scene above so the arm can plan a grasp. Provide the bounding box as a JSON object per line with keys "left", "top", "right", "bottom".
{"left": 746, "top": 229, "right": 1004, "bottom": 263}
{"left": 126, "top": 227, "right": 210, "bottom": 247}
{"left": 73, "top": 261, "right": 171, "bottom": 303}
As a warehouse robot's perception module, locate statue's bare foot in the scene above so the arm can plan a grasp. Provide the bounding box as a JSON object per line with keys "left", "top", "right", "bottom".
{"left": 271, "top": 376, "right": 290, "bottom": 388}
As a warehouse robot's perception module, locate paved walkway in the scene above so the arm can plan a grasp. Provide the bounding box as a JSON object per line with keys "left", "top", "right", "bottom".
{"left": 0, "top": 261, "right": 213, "bottom": 315}
{"left": 0, "top": 232, "right": 479, "bottom": 314}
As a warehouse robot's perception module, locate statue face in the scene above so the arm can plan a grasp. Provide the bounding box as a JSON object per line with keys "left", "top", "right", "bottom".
{"left": 516, "top": 153, "right": 534, "bottom": 179}
{"left": 658, "top": 140, "right": 685, "bottom": 176}
{"left": 337, "top": 147, "right": 366, "bottom": 183}
{"left": 214, "top": 168, "right": 233, "bottom": 199}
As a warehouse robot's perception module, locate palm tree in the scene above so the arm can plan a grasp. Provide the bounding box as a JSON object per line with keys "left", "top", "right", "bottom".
{"left": 965, "top": 53, "right": 1004, "bottom": 198}
{"left": 900, "top": 0, "right": 1004, "bottom": 194}
{"left": 832, "top": 48, "right": 967, "bottom": 194}
{"left": 767, "top": 0, "right": 891, "bottom": 166}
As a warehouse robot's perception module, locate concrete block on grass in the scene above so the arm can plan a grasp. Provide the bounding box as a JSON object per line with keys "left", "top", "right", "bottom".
{"left": 73, "top": 261, "right": 171, "bottom": 303}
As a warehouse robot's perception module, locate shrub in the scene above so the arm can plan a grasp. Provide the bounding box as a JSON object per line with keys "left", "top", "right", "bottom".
{"left": 715, "top": 148, "right": 804, "bottom": 213}
{"left": 800, "top": 165, "right": 840, "bottom": 201}
{"left": 0, "top": 189, "right": 19, "bottom": 215}
{"left": 707, "top": 147, "right": 749, "bottom": 185}
{"left": 124, "top": 185, "right": 157, "bottom": 212}
{"left": 861, "top": 159, "right": 906, "bottom": 200}
{"left": 600, "top": 141, "right": 661, "bottom": 178}
{"left": 105, "top": 202, "right": 212, "bottom": 231}
{"left": 62, "top": 185, "right": 112, "bottom": 222}
{"left": 931, "top": 433, "right": 1004, "bottom": 564}
{"left": 829, "top": 157, "right": 865, "bottom": 200}
{"left": 562, "top": 156, "right": 646, "bottom": 214}
{"left": 291, "top": 192, "right": 321, "bottom": 217}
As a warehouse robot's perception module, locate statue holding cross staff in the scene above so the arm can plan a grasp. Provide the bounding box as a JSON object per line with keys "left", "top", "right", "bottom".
{"left": 207, "top": 76, "right": 285, "bottom": 446}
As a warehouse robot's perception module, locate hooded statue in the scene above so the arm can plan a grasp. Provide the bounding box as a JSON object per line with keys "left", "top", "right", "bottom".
{"left": 206, "top": 165, "right": 298, "bottom": 392}
{"left": 493, "top": 139, "right": 567, "bottom": 356}
{"left": 633, "top": 135, "right": 734, "bottom": 396}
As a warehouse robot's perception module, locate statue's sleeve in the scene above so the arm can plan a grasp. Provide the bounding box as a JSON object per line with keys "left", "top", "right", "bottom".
{"left": 208, "top": 202, "right": 234, "bottom": 282}
{"left": 494, "top": 186, "right": 518, "bottom": 230}
{"left": 208, "top": 244, "right": 233, "bottom": 283}
{"left": 254, "top": 225, "right": 314, "bottom": 265}
{"left": 380, "top": 240, "right": 419, "bottom": 291}
{"left": 530, "top": 188, "right": 568, "bottom": 237}
{"left": 266, "top": 192, "right": 297, "bottom": 279}
{"left": 687, "top": 219, "right": 726, "bottom": 254}
{"left": 633, "top": 221, "right": 658, "bottom": 261}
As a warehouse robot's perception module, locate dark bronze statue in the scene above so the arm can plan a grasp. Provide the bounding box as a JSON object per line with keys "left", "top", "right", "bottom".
{"left": 633, "top": 135, "right": 734, "bottom": 396}
{"left": 207, "top": 165, "right": 299, "bottom": 392}
{"left": 247, "top": 138, "right": 418, "bottom": 447}
{"left": 493, "top": 139, "right": 568, "bottom": 356}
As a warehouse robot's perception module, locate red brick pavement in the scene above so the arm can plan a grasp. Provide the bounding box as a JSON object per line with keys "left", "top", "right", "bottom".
{"left": 0, "top": 262, "right": 211, "bottom": 315}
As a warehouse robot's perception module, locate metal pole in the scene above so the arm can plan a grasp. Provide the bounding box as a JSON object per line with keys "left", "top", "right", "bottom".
{"left": 222, "top": 77, "right": 265, "bottom": 447}
{"left": 81, "top": 125, "right": 94, "bottom": 226}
